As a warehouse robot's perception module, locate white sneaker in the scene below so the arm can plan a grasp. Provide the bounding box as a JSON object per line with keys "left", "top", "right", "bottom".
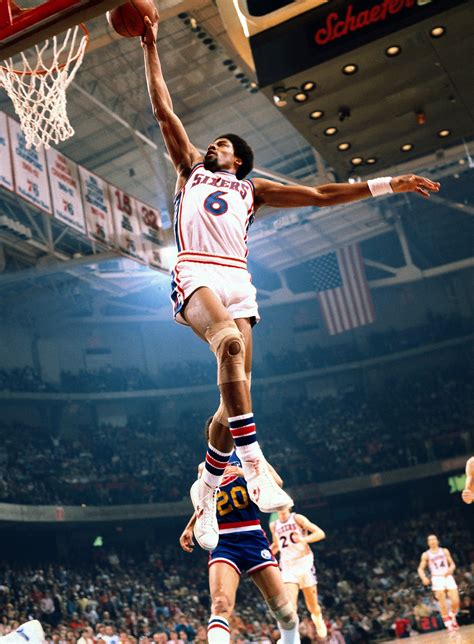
{"left": 190, "top": 479, "right": 219, "bottom": 551}
{"left": 241, "top": 457, "right": 293, "bottom": 512}
{"left": 2, "top": 621, "right": 45, "bottom": 644}
{"left": 314, "top": 614, "right": 327, "bottom": 639}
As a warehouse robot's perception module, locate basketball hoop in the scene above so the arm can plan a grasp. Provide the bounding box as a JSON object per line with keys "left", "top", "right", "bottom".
{"left": 0, "top": 23, "right": 89, "bottom": 149}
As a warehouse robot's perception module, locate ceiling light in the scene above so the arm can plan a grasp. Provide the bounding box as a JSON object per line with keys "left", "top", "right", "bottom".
{"left": 401, "top": 143, "right": 413, "bottom": 151}
{"left": 302, "top": 81, "right": 316, "bottom": 91}
{"left": 342, "top": 64, "right": 358, "bottom": 75}
{"left": 310, "top": 110, "right": 324, "bottom": 120}
{"left": 366, "top": 157, "right": 377, "bottom": 164}
{"left": 294, "top": 91, "right": 308, "bottom": 103}
{"left": 351, "top": 157, "right": 363, "bottom": 165}
{"left": 324, "top": 126, "right": 338, "bottom": 136}
{"left": 385, "top": 45, "right": 401, "bottom": 57}
{"left": 430, "top": 26, "right": 446, "bottom": 38}
{"left": 338, "top": 142, "right": 351, "bottom": 151}
{"left": 438, "top": 129, "right": 451, "bottom": 137}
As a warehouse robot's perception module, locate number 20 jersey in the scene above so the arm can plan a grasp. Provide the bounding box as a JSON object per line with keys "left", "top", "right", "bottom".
{"left": 174, "top": 163, "right": 255, "bottom": 263}
{"left": 216, "top": 453, "right": 261, "bottom": 535}
{"left": 274, "top": 511, "right": 314, "bottom": 565}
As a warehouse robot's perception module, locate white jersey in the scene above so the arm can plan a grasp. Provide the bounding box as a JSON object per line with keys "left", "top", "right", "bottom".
{"left": 274, "top": 512, "right": 314, "bottom": 565}
{"left": 174, "top": 162, "right": 255, "bottom": 266}
{"left": 426, "top": 548, "right": 449, "bottom": 576}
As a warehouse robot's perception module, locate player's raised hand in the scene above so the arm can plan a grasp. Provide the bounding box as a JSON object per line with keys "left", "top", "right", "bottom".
{"left": 141, "top": 15, "right": 158, "bottom": 47}
{"left": 461, "top": 488, "right": 473, "bottom": 504}
{"left": 179, "top": 527, "right": 195, "bottom": 553}
{"left": 390, "top": 174, "right": 440, "bottom": 198}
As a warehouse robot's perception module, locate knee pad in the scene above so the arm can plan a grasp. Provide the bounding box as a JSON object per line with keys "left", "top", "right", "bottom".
{"left": 267, "top": 594, "right": 298, "bottom": 631}
{"left": 206, "top": 321, "right": 246, "bottom": 386}
{"left": 213, "top": 372, "right": 252, "bottom": 426}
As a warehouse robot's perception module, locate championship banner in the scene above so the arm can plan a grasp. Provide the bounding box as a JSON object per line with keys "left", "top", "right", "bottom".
{"left": 8, "top": 117, "right": 52, "bottom": 213}
{"left": 79, "top": 166, "right": 115, "bottom": 246}
{"left": 0, "top": 112, "right": 14, "bottom": 192}
{"left": 109, "top": 186, "right": 145, "bottom": 262}
{"left": 46, "top": 147, "right": 86, "bottom": 235}
{"left": 136, "top": 199, "right": 164, "bottom": 269}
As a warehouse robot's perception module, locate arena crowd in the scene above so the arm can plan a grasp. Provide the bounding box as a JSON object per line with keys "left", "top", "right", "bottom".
{"left": 0, "top": 365, "right": 471, "bottom": 506}
{"left": 0, "top": 510, "right": 472, "bottom": 643}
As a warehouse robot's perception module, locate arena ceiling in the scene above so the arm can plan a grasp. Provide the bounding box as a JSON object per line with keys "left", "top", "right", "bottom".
{"left": 0, "top": 0, "right": 473, "bottom": 312}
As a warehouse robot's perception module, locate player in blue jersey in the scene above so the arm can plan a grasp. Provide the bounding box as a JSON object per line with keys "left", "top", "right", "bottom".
{"left": 179, "top": 420, "right": 299, "bottom": 644}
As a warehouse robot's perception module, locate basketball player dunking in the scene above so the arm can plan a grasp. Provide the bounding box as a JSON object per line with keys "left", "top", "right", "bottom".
{"left": 180, "top": 418, "right": 300, "bottom": 644}
{"left": 141, "top": 14, "right": 440, "bottom": 551}
{"left": 270, "top": 507, "right": 327, "bottom": 638}
{"left": 417, "top": 534, "right": 460, "bottom": 632}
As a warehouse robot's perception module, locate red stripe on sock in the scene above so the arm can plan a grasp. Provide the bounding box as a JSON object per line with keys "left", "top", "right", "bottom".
{"left": 230, "top": 424, "right": 256, "bottom": 438}
{"left": 206, "top": 454, "right": 227, "bottom": 469}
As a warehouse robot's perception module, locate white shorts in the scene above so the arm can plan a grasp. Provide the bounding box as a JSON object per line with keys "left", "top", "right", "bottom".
{"left": 281, "top": 556, "right": 317, "bottom": 589}
{"left": 171, "top": 252, "right": 259, "bottom": 326}
{"left": 431, "top": 575, "right": 457, "bottom": 592}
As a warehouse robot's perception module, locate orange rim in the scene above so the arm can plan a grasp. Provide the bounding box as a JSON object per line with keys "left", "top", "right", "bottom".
{"left": 0, "top": 23, "right": 89, "bottom": 76}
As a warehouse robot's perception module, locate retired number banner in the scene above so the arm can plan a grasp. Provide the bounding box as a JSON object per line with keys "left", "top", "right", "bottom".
{"left": 47, "top": 148, "right": 86, "bottom": 235}
{"left": 136, "top": 199, "right": 164, "bottom": 269}
{"left": 0, "top": 112, "right": 14, "bottom": 192}
{"left": 79, "top": 167, "right": 115, "bottom": 246}
{"left": 9, "top": 117, "right": 52, "bottom": 213}
{"left": 110, "top": 186, "right": 145, "bottom": 262}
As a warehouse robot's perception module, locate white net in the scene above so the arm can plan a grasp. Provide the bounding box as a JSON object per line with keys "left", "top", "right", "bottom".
{"left": 0, "top": 25, "right": 88, "bottom": 149}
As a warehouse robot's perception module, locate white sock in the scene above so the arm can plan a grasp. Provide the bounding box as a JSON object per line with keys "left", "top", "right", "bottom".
{"left": 278, "top": 619, "right": 300, "bottom": 644}
{"left": 202, "top": 443, "right": 233, "bottom": 489}
{"left": 207, "top": 615, "right": 230, "bottom": 644}
{"left": 228, "top": 413, "right": 263, "bottom": 461}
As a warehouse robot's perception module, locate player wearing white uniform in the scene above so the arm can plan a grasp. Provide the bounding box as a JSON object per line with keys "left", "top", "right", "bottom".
{"left": 270, "top": 508, "right": 327, "bottom": 639}
{"left": 141, "top": 12, "right": 440, "bottom": 552}
{"left": 1, "top": 621, "right": 44, "bottom": 644}
{"left": 418, "top": 534, "right": 459, "bottom": 632}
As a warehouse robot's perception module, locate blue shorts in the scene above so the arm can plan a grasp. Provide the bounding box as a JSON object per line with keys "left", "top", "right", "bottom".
{"left": 209, "top": 529, "right": 278, "bottom": 576}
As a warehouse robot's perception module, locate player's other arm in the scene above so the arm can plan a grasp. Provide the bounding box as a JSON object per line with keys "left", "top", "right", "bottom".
{"left": 179, "top": 512, "right": 197, "bottom": 553}
{"left": 141, "top": 16, "right": 201, "bottom": 177}
{"left": 269, "top": 521, "right": 280, "bottom": 556}
{"left": 253, "top": 175, "right": 440, "bottom": 210}
{"left": 418, "top": 553, "right": 430, "bottom": 586}
{"left": 462, "top": 456, "right": 474, "bottom": 504}
{"left": 444, "top": 549, "right": 456, "bottom": 576}
{"left": 294, "top": 514, "right": 326, "bottom": 544}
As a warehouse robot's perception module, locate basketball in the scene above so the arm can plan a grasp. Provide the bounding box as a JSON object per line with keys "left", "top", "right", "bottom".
{"left": 107, "top": 0, "right": 158, "bottom": 38}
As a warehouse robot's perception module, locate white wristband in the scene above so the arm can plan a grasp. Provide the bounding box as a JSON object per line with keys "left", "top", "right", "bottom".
{"left": 367, "top": 177, "right": 393, "bottom": 197}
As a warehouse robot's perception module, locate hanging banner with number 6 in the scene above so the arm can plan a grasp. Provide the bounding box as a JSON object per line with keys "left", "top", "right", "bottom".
{"left": 109, "top": 186, "right": 145, "bottom": 263}
{"left": 79, "top": 166, "right": 115, "bottom": 247}
{"left": 46, "top": 148, "right": 86, "bottom": 235}
{"left": 9, "top": 117, "right": 52, "bottom": 213}
{"left": 136, "top": 199, "right": 164, "bottom": 269}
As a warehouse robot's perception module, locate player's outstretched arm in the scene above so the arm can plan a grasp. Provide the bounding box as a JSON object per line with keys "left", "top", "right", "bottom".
{"left": 295, "top": 514, "right": 325, "bottom": 544}
{"left": 253, "top": 175, "right": 440, "bottom": 210}
{"left": 141, "top": 16, "right": 201, "bottom": 178}
{"left": 179, "top": 512, "right": 197, "bottom": 553}
{"left": 462, "top": 456, "right": 474, "bottom": 504}
{"left": 418, "top": 553, "right": 430, "bottom": 585}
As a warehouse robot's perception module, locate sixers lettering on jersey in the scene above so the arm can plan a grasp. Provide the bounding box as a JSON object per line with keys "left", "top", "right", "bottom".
{"left": 173, "top": 163, "right": 255, "bottom": 263}
{"left": 216, "top": 453, "right": 261, "bottom": 534}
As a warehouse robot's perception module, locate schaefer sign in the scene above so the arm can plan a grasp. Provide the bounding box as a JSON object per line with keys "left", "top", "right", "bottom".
{"left": 250, "top": 0, "right": 465, "bottom": 87}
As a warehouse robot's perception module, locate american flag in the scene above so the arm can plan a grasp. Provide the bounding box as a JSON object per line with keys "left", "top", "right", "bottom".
{"left": 311, "top": 244, "right": 375, "bottom": 335}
